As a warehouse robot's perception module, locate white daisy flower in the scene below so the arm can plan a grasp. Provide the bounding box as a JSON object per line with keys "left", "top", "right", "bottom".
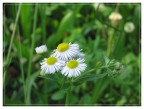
{"left": 61, "top": 58, "right": 87, "bottom": 77}
{"left": 40, "top": 56, "right": 65, "bottom": 74}
{"left": 52, "top": 42, "right": 80, "bottom": 61}
{"left": 35, "top": 45, "right": 47, "bottom": 54}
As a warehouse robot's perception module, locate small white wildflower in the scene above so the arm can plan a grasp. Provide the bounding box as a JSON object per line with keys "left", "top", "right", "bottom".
{"left": 40, "top": 56, "right": 65, "bottom": 74}
{"left": 61, "top": 58, "right": 87, "bottom": 77}
{"left": 9, "top": 23, "right": 16, "bottom": 32}
{"left": 124, "top": 22, "right": 135, "bottom": 33}
{"left": 52, "top": 42, "right": 80, "bottom": 61}
{"left": 35, "top": 45, "right": 47, "bottom": 54}
{"left": 109, "top": 12, "right": 122, "bottom": 21}
{"left": 109, "top": 12, "right": 123, "bottom": 26}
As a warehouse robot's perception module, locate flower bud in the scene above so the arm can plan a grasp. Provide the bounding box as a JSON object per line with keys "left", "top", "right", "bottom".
{"left": 124, "top": 22, "right": 135, "bottom": 33}
{"left": 109, "top": 12, "right": 123, "bottom": 26}
{"left": 40, "top": 71, "right": 46, "bottom": 76}
{"left": 115, "top": 62, "right": 121, "bottom": 70}
{"left": 35, "top": 45, "right": 48, "bottom": 54}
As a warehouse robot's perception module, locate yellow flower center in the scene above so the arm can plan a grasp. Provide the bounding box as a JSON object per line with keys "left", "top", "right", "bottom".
{"left": 57, "top": 43, "right": 69, "bottom": 52}
{"left": 46, "top": 57, "right": 57, "bottom": 65}
{"left": 67, "top": 60, "right": 78, "bottom": 69}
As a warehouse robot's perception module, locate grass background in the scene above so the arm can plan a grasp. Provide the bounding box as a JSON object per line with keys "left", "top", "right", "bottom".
{"left": 3, "top": 3, "right": 141, "bottom": 105}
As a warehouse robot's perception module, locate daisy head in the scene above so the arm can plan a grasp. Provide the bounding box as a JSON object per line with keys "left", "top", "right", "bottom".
{"left": 40, "top": 56, "right": 65, "bottom": 74}
{"left": 61, "top": 58, "right": 87, "bottom": 77}
{"left": 52, "top": 42, "right": 80, "bottom": 61}
{"left": 35, "top": 45, "right": 47, "bottom": 54}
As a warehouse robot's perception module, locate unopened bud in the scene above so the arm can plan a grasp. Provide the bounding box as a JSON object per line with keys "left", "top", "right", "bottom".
{"left": 109, "top": 12, "right": 123, "bottom": 26}
{"left": 124, "top": 22, "right": 135, "bottom": 33}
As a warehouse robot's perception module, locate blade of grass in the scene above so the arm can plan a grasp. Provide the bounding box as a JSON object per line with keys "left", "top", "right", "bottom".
{"left": 107, "top": 28, "right": 114, "bottom": 57}
{"left": 20, "top": 4, "right": 33, "bottom": 39}
{"left": 4, "top": 4, "right": 21, "bottom": 84}
{"left": 15, "top": 4, "right": 27, "bottom": 105}
{"left": 39, "top": 5, "right": 49, "bottom": 104}
{"left": 26, "top": 4, "right": 38, "bottom": 105}
{"left": 39, "top": 4, "right": 47, "bottom": 43}
{"left": 47, "top": 5, "right": 82, "bottom": 48}
{"left": 27, "top": 4, "right": 38, "bottom": 78}
{"left": 4, "top": 4, "right": 21, "bottom": 105}
{"left": 26, "top": 72, "right": 39, "bottom": 105}
{"left": 91, "top": 77, "right": 110, "bottom": 105}
{"left": 5, "top": 4, "right": 21, "bottom": 65}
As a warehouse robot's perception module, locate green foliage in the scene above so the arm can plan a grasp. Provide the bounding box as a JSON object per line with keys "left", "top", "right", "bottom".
{"left": 51, "top": 90, "right": 65, "bottom": 101}
{"left": 47, "top": 5, "right": 82, "bottom": 48}
{"left": 20, "top": 4, "right": 33, "bottom": 39}
{"left": 3, "top": 3, "right": 141, "bottom": 106}
{"left": 73, "top": 73, "right": 107, "bottom": 86}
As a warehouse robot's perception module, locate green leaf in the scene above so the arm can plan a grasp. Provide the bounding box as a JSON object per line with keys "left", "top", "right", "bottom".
{"left": 113, "top": 33, "right": 125, "bottom": 60}
{"left": 104, "top": 57, "right": 110, "bottom": 65}
{"left": 13, "top": 40, "right": 30, "bottom": 59}
{"left": 60, "top": 82, "right": 70, "bottom": 90}
{"left": 72, "top": 73, "right": 107, "bottom": 86}
{"left": 80, "top": 94, "right": 91, "bottom": 105}
{"left": 20, "top": 4, "right": 33, "bottom": 39}
{"left": 94, "top": 35, "right": 100, "bottom": 50}
{"left": 91, "top": 77, "right": 110, "bottom": 104}
{"left": 26, "top": 72, "right": 39, "bottom": 104}
{"left": 38, "top": 74, "right": 56, "bottom": 82}
{"left": 51, "top": 90, "right": 65, "bottom": 101}
{"left": 47, "top": 6, "right": 82, "bottom": 48}
{"left": 134, "top": 4, "right": 141, "bottom": 27}
{"left": 47, "top": 11, "right": 75, "bottom": 48}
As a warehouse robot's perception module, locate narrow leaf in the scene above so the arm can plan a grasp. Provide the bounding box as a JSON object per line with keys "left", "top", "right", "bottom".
{"left": 73, "top": 73, "right": 107, "bottom": 86}
{"left": 51, "top": 90, "right": 65, "bottom": 101}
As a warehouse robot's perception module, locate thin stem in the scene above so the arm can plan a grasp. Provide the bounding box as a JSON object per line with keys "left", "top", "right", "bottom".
{"left": 115, "top": 3, "right": 120, "bottom": 12}
{"left": 27, "top": 4, "right": 38, "bottom": 77}
{"left": 3, "top": 4, "right": 21, "bottom": 105}
{"left": 41, "top": 4, "right": 46, "bottom": 43}
{"left": 15, "top": 4, "right": 27, "bottom": 104}
{"left": 107, "top": 29, "right": 114, "bottom": 56}
{"left": 18, "top": 37, "right": 27, "bottom": 104}
{"left": 26, "top": 4, "right": 38, "bottom": 105}
{"left": 65, "top": 87, "right": 71, "bottom": 106}
{"left": 4, "top": 4, "right": 21, "bottom": 85}
{"left": 84, "top": 64, "right": 116, "bottom": 75}
{"left": 6, "top": 4, "right": 21, "bottom": 65}
{"left": 95, "top": 3, "right": 121, "bottom": 33}
{"left": 44, "top": 79, "right": 48, "bottom": 104}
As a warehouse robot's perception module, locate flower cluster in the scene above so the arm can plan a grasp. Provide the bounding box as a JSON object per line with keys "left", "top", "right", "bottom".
{"left": 35, "top": 43, "right": 87, "bottom": 77}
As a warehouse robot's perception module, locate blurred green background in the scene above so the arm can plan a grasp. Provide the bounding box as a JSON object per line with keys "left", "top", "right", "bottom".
{"left": 3, "top": 3, "right": 141, "bottom": 105}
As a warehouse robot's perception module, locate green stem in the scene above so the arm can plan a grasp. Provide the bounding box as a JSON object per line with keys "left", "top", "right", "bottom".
{"left": 4, "top": 4, "right": 21, "bottom": 85}
{"left": 15, "top": 4, "right": 27, "bottom": 104}
{"left": 44, "top": 79, "right": 48, "bottom": 104}
{"left": 26, "top": 4, "right": 38, "bottom": 105}
{"left": 107, "top": 29, "right": 114, "bottom": 57}
{"left": 6, "top": 4, "right": 21, "bottom": 65}
{"left": 115, "top": 3, "right": 120, "bottom": 12}
{"left": 3, "top": 4, "right": 21, "bottom": 105}
{"left": 84, "top": 65, "right": 115, "bottom": 75}
{"left": 65, "top": 87, "right": 71, "bottom": 106}
{"left": 96, "top": 4, "right": 121, "bottom": 33}
{"left": 27, "top": 4, "right": 38, "bottom": 78}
